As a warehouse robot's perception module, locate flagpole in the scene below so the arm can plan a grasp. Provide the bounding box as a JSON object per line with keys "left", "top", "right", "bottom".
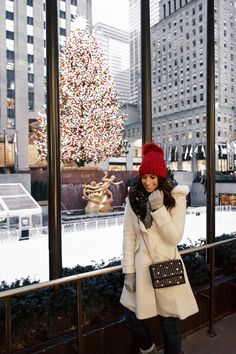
{"left": 3, "top": 128, "right": 6, "bottom": 172}
{"left": 191, "top": 145, "right": 194, "bottom": 172}
{"left": 14, "top": 130, "right": 18, "bottom": 173}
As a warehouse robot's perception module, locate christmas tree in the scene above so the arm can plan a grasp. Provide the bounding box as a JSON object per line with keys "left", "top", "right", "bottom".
{"left": 36, "top": 17, "right": 126, "bottom": 165}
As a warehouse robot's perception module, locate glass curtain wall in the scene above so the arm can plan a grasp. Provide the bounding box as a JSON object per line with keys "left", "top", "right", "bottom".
{"left": 0, "top": 0, "right": 235, "bottom": 351}
{"left": 0, "top": 0, "right": 235, "bottom": 311}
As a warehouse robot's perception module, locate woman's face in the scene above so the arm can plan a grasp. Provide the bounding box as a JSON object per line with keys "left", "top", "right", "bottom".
{"left": 141, "top": 174, "right": 159, "bottom": 193}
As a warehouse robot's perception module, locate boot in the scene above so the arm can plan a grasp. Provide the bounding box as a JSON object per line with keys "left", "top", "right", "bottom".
{"left": 139, "top": 343, "right": 158, "bottom": 354}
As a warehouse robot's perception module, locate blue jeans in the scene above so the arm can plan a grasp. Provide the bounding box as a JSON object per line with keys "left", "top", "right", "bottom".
{"left": 124, "top": 308, "right": 182, "bottom": 354}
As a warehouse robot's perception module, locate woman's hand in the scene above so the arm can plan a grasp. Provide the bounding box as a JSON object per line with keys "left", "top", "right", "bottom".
{"left": 124, "top": 273, "right": 136, "bottom": 292}
{"left": 148, "top": 190, "right": 164, "bottom": 210}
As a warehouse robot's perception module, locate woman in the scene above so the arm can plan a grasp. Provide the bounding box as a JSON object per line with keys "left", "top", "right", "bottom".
{"left": 120, "top": 142, "right": 199, "bottom": 354}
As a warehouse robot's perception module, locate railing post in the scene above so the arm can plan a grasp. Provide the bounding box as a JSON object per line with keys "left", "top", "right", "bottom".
{"left": 141, "top": 0, "right": 152, "bottom": 144}
{"left": 45, "top": 0, "right": 62, "bottom": 280}
{"left": 206, "top": 0, "right": 216, "bottom": 337}
{"left": 77, "top": 279, "right": 84, "bottom": 354}
{"left": 5, "top": 298, "right": 11, "bottom": 354}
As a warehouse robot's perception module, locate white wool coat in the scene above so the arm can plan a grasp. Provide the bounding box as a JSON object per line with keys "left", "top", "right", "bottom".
{"left": 120, "top": 185, "right": 199, "bottom": 320}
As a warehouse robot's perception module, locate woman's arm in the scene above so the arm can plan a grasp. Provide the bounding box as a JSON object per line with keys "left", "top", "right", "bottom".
{"left": 151, "top": 185, "right": 189, "bottom": 246}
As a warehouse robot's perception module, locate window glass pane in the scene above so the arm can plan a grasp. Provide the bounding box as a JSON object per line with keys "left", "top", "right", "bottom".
{"left": 0, "top": 0, "right": 46, "bottom": 298}
{"left": 151, "top": 0, "right": 209, "bottom": 249}
{"left": 214, "top": 0, "right": 236, "bottom": 242}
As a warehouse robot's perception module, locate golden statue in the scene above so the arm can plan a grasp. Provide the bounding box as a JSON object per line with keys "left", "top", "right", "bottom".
{"left": 82, "top": 172, "right": 123, "bottom": 214}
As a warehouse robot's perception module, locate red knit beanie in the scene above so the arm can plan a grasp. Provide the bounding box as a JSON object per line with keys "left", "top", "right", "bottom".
{"left": 138, "top": 142, "right": 167, "bottom": 178}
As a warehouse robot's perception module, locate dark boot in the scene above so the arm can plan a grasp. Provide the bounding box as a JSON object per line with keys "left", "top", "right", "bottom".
{"left": 139, "top": 343, "right": 158, "bottom": 354}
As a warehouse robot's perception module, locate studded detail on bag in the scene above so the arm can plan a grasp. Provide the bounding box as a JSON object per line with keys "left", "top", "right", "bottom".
{"left": 149, "top": 259, "right": 186, "bottom": 289}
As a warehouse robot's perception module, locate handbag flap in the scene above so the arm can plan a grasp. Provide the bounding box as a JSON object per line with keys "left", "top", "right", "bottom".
{"left": 149, "top": 259, "right": 184, "bottom": 280}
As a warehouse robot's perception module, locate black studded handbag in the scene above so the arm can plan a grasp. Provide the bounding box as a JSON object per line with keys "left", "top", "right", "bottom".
{"left": 149, "top": 259, "right": 185, "bottom": 289}
{"left": 141, "top": 232, "right": 186, "bottom": 289}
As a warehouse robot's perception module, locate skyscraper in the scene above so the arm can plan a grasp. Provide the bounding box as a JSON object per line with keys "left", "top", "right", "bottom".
{"left": 93, "top": 22, "right": 130, "bottom": 104}
{"left": 129, "top": 0, "right": 160, "bottom": 110}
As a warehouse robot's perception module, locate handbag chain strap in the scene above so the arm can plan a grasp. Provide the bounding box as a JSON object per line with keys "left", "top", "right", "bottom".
{"left": 140, "top": 230, "right": 155, "bottom": 264}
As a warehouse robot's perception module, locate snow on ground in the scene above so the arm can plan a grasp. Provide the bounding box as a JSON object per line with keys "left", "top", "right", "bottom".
{"left": 0, "top": 209, "right": 235, "bottom": 284}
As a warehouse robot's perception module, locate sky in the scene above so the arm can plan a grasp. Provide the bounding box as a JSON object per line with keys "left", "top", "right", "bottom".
{"left": 92, "top": 0, "right": 129, "bottom": 31}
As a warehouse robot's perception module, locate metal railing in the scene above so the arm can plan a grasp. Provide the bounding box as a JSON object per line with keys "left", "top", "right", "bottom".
{"left": 0, "top": 236, "right": 236, "bottom": 354}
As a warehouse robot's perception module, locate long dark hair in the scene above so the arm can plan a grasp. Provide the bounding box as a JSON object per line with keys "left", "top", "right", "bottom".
{"left": 128, "top": 175, "right": 176, "bottom": 218}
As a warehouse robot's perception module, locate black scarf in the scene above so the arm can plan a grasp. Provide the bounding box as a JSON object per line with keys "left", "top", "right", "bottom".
{"left": 128, "top": 177, "right": 153, "bottom": 229}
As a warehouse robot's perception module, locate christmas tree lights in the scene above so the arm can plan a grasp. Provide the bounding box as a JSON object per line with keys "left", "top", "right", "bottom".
{"left": 35, "top": 20, "right": 126, "bottom": 165}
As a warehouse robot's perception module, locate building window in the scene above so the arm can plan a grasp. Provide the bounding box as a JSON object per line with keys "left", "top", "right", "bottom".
{"left": 6, "top": 31, "right": 14, "bottom": 40}
{"left": 71, "top": 0, "right": 77, "bottom": 5}
{"left": 187, "top": 131, "right": 192, "bottom": 139}
{"left": 27, "top": 54, "right": 34, "bottom": 63}
{"left": 6, "top": 11, "right": 14, "bottom": 20}
{"left": 59, "top": 10, "right": 66, "bottom": 19}
{"left": 27, "top": 0, "right": 33, "bottom": 6}
{"left": 6, "top": 50, "right": 14, "bottom": 60}
{"left": 27, "top": 16, "right": 34, "bottom": 25}
{"left": 27, "top": 35, "right": 34, "bottom": 44}
{"left": 28, "top": 73, "right": 34, "bottom": 83}
{"left": 163, "top": 4, "right": 166, "bottom": 18}
{"left": 60, "top": 28, "right": 66, "bottom": 36}
{"left": 28, "top": 91, "right": 34, "bottom": 111}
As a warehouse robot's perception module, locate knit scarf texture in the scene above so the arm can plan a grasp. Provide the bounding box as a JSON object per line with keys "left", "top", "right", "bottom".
{"left": 129, "top": 180, "right": 153, "bottom": 229}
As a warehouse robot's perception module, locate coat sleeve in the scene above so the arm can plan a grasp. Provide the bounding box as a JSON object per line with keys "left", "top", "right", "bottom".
{"left": 122, "top": 199, "right": 137, "bottom": 274}
{"left": 150, "top": 185, "right": 189, "bottom": 246}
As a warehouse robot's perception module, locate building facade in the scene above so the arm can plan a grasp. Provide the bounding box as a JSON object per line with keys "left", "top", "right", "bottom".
{"left": 0, "top": 0, "right": 91, "bottom": 171}
{"left": 93, "top": 22, "right": 130, "bottom": 105}
{"left": 129, "top": 0, "right": 161, "bottom": 109}
{"left": 126, "top": 0, "right": 236, "bottom": 172}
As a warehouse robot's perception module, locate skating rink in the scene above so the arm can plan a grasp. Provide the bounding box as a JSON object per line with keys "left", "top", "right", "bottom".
{"left": 0, "top": 207, "right": 235, "bottom": 284}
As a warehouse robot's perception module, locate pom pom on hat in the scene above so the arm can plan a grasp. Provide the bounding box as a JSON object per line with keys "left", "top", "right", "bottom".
{"left": 139, "top": 142, "right": 167, "bottom": 178}
{"left": 142, "top": 142, "right": 164, "bottom": 156}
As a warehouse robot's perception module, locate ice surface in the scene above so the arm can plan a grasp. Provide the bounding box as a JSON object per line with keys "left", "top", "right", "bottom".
{"left": 0, "top": 208, "right": 235, "bottom": 284}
